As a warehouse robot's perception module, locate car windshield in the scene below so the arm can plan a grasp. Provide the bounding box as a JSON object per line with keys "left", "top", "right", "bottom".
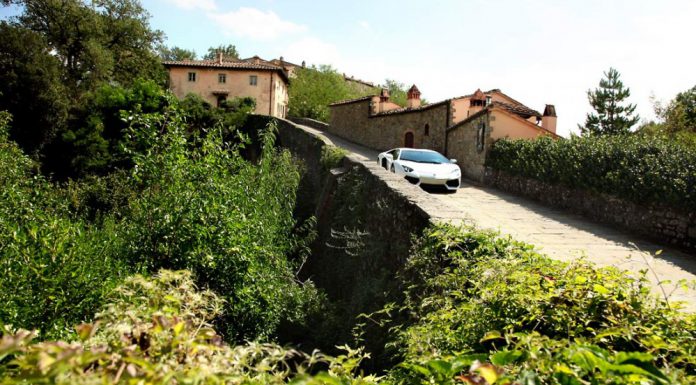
{"left": 399, "top": 150, "right": 450, "bottom": 164}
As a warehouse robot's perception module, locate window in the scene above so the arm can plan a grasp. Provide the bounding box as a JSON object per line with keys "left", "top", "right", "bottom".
{"left": 476, "top": 122, "right": 486, "bottom": 152}
{"left": 424, "top": 123, "right": 430, "bottom": 136}
{"left": 188, "top": 72, "right": 196, "bottom": 82}
{"left": 218, "top": 73, "right": 226, "bottom": 83}
{"left": 217, "top": 95, "right": 227, "bottom": 107}
{"left": 249, "top": 75, "right": 258, "bottom": 86}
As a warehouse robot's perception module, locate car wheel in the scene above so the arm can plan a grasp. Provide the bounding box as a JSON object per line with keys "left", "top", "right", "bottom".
{"left": 381, "top": 159, "right": 387, "bottom": 169}
{"left": 390, "top": 164, "right": 395, "bottom": 173}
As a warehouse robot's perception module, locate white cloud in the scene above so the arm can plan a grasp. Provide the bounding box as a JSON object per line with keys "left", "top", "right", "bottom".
{"left": 284, "top": 37, "right": 342, "bottom": 67}
{"left": 165, "top": 0, "right": 216, "bottom": 12}
{"left": 208, "top": 7, "right": 307, "bottom": 41}
{"left": 358, "top": 21, "right": 370, "bottom": 31}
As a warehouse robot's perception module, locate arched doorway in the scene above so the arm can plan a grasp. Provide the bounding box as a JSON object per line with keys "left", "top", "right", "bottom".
{"left": 404, "top": 132, "right": 414, "bottom": 148}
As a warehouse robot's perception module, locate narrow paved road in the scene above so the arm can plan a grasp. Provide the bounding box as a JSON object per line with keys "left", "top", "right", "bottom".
{"left": 294, "top": 123, "right": 696, "bottom": 310}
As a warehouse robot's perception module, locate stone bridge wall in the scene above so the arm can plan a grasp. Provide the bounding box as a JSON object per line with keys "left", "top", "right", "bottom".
{"left": 287, "top": 116, "right": 329, "bottom": 130}
{"left": 254, "top": 115, "right": 441, "bottom": 363}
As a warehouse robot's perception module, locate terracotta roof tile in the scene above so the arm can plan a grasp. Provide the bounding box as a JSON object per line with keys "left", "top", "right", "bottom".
{"left": 492, "top": 101, "right": 541, "bottom": 118}
{"left": 162, "top": 59, "right": 282, "bottom": 71}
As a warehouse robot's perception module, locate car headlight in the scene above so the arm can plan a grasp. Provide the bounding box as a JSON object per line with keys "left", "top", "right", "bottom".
{"left": 402, "top": 165, "right": 414, "bottom": 173}
{"left": 450, "top": 169, "right": 461, "bottom": 175}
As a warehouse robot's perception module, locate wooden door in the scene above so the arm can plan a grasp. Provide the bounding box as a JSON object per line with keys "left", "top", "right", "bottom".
{"left": 404, "top": 132, "right": 414, "bottom": 148}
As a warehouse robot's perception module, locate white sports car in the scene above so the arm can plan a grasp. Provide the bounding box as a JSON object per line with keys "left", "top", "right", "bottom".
{"left": 377, "top": 148, "right": 461, "bottom": 191}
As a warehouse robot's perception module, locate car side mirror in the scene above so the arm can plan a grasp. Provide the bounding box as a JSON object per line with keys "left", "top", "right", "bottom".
{"left": 450, "top": 159, "right": 457, "bottom": 164}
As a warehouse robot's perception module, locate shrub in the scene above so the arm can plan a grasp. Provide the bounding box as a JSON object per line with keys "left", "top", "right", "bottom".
{"left": 487, "top": 135, "right": 696, "bottom": 210}
{"left": 0, "top": 270, "right": 378, "bottom": 385}
{"left": 117, "top": 106, "right": 322, "bottom": 341}
{"left": 0, "top": 113, "right": 129, "bottom": 340}
{"left": 1, "top": 103, "right": 322, "bottom": 343}
{"left": 376, "top": 225, "right": 696, "bottom": 384}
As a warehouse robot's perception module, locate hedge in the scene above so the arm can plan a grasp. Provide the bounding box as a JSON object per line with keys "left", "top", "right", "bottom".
{"left": 487, "top": 135, "right": 696, "bottom": 210}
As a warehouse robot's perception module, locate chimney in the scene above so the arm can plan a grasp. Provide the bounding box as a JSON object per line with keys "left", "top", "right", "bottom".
{"left": 279, "top": 56, "right": 284, "bottom": 62}
{"left": 301, "top": 60, "right": 306, "bottom": 68}
{"left": 371, "top": 95, "right": 380, "bottom": 115}
{"left": 218, "top": 51, "right": 223, "bottom": 64}
{"left": 379, "top": 88, "right": 390, "bottom": 103}
{"left": 542, "top": 104, "right": 557, "bottom": 134}
{"left": 407, "top": 85, "right": 421, "bottom": 108}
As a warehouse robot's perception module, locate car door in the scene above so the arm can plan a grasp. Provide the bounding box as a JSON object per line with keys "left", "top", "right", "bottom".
{"left": 388, "top": 149, "right": 400, "bottom": 171}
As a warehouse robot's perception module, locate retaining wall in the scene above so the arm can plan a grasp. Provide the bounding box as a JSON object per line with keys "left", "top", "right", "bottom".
{"left": 484, "top": 169, "right": 696, "bottom": 252}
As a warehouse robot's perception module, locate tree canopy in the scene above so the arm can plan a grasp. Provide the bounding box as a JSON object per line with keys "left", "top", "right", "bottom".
{"left": 637, "top": 85, "right": 696, "bottom": 147}
{"left": 158, "top": 45, "right": 196, "bottom": 61}
{"left": 0, "top": 0, "right": 165, "bottom": 163}
{"left": 659, "top": 85, "right": 696, "bottom": 133}
{"left": 203, "top": 44, "right": 240, "bottom": 61}
{"left": 287, "top": 65, "right": 377, "bottom": 122}
{"left": 580, "top": 67, "right": 639, "bottom": 136}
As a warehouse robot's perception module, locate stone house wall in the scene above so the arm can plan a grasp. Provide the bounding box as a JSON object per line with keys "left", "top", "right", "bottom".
{"left": 445, "top": 113, "right": 490, "bottom": 181}
{"left": 446, "top": 108, "right": 554, "bottom": 182}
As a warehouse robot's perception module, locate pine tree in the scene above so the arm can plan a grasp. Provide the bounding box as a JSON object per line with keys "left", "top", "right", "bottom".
{"left": 580, "top": 67, "right": 639, "bottom": 136}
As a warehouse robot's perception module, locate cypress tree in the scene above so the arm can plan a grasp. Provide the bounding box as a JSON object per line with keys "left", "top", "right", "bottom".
{"left": 580, "top": 67, "right": 639, "bottom": 136}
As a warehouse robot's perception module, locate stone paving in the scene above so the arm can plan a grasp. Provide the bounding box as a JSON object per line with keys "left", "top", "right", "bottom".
{"left": 293, "top": 122, "right": 696, "bottom": 311}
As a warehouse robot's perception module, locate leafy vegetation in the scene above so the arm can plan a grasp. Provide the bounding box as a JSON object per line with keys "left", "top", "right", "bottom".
{"left": 288, "top": 65, "right": 377, "bottom": 122}
{"left": 0, "top": 270, "right": 377, "bottom": 385}
{"left": 0, "top": 0, "right": 165, "bottom": 171}
{"left": 638, "top": 85, "right": 696, "bottom": 147}
{"left": 203, "top": 44, "right": 241, "bottom": 60}
{"left": 372, "top": 225, "right": 696, "bottom": 385}
{"left": 487, "top": 135, "right": 696, "bottom": 209}
{"left": 0, "top": 112, "right": 130, "bottom": 340}
{"left": 0, "top": 101, "right": 321, "bottom": 342}
{"left": 157, "top": 45, "right": 197, "bottom": 61}
{"left": 118, "top": 105, "right": 321, "bottom": 340}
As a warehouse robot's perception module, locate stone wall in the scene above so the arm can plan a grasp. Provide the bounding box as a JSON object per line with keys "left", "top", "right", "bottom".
{"left": 287, "top": 116, "right": 329, "bottom": 130}
{"left": 445, "top": 113, "right": 490, "bottom": 182}
{"left": 485, "top": 170, "right": 696, "bottom": 251}
{"left": 328, "top": 100, "right": 450, "bottom": 152}
{"left": 268, "top": 116, "right": 450, "bottom": 365}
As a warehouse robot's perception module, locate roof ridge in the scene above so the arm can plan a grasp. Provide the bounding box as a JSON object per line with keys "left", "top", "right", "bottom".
{"left": 328, "top": 95, "right": 373, "bottom": 106}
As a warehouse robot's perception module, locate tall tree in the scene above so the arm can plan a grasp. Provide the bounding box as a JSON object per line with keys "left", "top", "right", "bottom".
{"left": 580, "top": 67, "right": 639, "bottom": 136}
{"left": 158, "top": 45, "right": 196, "bottom": 61}
{"left": 0, "top": 0, "right": 165, "bottom": 163}
{"left": 660, "top": 85, "right": 696, "bottom": 133}
{"left": 8, "top": 0, "right": 164, "bottom": 96}
{"left": 203, "top": 44, "right": 240, "bottom": 61}
{"left": 0, "top": 22, "right": 69, "bottom": 153}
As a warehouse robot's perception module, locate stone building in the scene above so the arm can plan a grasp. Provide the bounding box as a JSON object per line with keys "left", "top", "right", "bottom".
{"left": 328, "top": 87, "right": 558, "bottom": 181}
{"left": 163, "top": 54, "right": 289, "bottom": 118}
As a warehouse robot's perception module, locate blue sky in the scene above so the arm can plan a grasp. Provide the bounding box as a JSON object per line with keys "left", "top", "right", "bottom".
{"left": 3, "top": 0, "right": 695, "bottom": 137}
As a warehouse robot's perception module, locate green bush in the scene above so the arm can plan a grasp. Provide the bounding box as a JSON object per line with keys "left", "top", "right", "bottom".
{"left": 487, "top": 135, "right": 696, "bottom": 210}
{"left": 0, "top": 112, "right": 130, "bottom": 340}
{"left": 0, "top": 270, "right": 378, "bottom": 385}
{"left": 117, "top": 106, "right": 322, "bottom": 341}
{"left": 377, "top": 225, "right": 696, "bottom": 384}
{"left": 1, "top": 104, "right": 322, "bottom": 343}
